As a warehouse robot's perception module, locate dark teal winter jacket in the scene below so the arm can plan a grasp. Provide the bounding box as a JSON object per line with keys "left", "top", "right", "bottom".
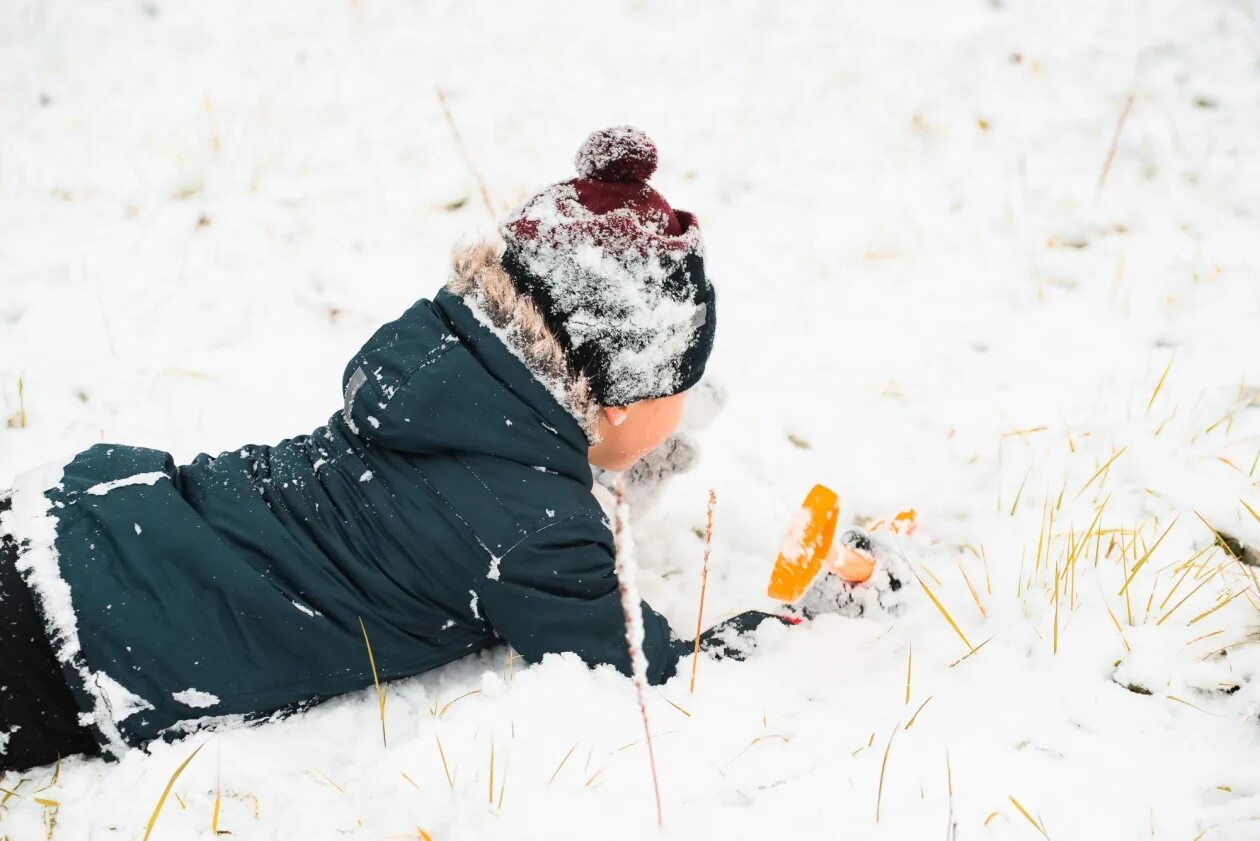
{"left": 32, "top": 288, "right": 685, "bottom": 754}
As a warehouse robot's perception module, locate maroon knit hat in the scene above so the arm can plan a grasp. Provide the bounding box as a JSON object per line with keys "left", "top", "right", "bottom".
{"left": 499, "top": 126, "right": 714, "bottom": 407}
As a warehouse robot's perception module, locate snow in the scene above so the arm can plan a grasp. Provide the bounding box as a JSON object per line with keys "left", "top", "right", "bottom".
{"left": 2, "top": 0, "right": 1260, "bottom": 839}
{"left": 574, "top": 126, "right": 658, "bottom": 183}
{"left": 291, "top": 600, "right": 317, "bottom": 618}
{"left": 84, "top": 471, "right": 168, "bottom": 496}
{"left": 172, "top": 689, "right": 221, "bottom": 709}
{"left": 91, "top": 672, "right": 153, "bottom": 724}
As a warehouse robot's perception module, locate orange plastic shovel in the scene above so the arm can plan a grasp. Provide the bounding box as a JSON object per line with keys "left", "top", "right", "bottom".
{"left": 767, "top": 484, "right": 841, "bottom": 603}
{"left": 767, "top": 484, "right": 876, "bottom": 604}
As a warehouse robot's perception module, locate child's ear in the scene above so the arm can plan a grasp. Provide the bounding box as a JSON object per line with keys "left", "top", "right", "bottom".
{"left": 603, "top": 406, "right": 629, "bottom": 428}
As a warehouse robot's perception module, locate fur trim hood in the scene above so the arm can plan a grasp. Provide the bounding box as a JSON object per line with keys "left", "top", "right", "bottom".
{"left": 446, "top": 241, "right": 602, "bottom": 442}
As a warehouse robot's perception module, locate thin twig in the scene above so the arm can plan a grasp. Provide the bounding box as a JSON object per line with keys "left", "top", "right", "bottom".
{"left": 690, "top": 489, "right": 717, "bottom": 694}
{"left": 1097, "top": 93, "right": 1135, "bottom": 193}
{"left": 434, "top": 87, "right": 496, "bottom": 220}
{"left": 613, "top": 478, "right": 664, "bottom": 826}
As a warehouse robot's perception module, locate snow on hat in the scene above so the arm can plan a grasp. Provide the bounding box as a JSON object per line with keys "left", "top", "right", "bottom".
{"left": 500, "top": 126, "right": 715, "bottom": 408}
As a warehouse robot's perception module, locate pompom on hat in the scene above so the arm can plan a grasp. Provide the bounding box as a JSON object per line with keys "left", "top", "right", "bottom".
{"left": 499, "top": 126, "right": 715, "bottom": 408}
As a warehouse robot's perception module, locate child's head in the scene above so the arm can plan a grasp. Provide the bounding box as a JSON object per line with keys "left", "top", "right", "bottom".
{"left": 496, "top": 126, "right": 716, "bottom": 470}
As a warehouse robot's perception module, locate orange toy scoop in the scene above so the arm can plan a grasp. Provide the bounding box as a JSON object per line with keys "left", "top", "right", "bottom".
{"left": 766, "top": 484, "right": 841, "bottom": 603}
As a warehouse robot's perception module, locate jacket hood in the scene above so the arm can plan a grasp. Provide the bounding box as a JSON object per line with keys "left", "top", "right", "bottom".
{"left": 338, "top": 246, "right": 597, "bottom": 482}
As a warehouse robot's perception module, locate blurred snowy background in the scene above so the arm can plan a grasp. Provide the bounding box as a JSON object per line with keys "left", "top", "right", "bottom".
{"left": 3, "top": 1, "right": 1260, "bottom": 838}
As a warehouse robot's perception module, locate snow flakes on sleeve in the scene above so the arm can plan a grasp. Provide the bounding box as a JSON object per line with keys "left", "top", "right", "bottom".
{"left": 85, "top": 471, "right": 168, "bottom": 496}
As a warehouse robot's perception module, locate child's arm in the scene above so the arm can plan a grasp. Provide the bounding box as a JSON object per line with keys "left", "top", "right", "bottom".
{"left": 479, "top": 514, "right": 787, "bottom": 685}
{"left": 479, "top": 523, "right": 678, "bottom": 684}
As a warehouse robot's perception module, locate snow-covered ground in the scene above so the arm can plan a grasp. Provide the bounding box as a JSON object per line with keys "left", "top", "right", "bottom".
{"left": 3, "top": 0, "right": 1260, "bottom": 837}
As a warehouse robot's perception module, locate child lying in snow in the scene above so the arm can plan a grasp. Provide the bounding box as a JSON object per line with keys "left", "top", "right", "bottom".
{"left": 0, "top": 127, "right": 894, "bottom": 774}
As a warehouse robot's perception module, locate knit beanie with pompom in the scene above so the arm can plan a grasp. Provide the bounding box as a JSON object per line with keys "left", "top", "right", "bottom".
{"left": 498, "top": 126, "right": 715, "bottom": 408}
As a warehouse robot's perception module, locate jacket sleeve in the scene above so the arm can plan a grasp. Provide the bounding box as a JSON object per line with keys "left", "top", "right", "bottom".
{"left": 479, "top": 515, "right": 682, "bottom": 685}
{"left": 340, "top": 299, "right": 464, "bottom": 450}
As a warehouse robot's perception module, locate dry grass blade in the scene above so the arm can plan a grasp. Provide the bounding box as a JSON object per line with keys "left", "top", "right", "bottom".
{"left": 1187, "top": 589, "right": 1252, "bottom": 626}
{"left": 1166, "top": 695, "right": 1221, "bottom": 716}
{"left": 1077, "top": 446, "right": 1128, "bottom": 499}
{"left": 1052, "top": 556, "right": 1061, "bottom": 655}
{"left": 1007, "top": 795, "right": 1047, "bottom": 836}
{"left": 904, "top": 644, "right": 913, "bottom": 705}
{"left": 1198, "top": 518, "right": 1258, "bottom": 597}
{"left": 915, "top": 572, "right": 974, "bottom": 652}
{"left": 1118, "top": 516, "right": 1178, "bottom": 595}
{"left": 1146, "top": 355, "right": 1174, "bottom": 414}
{"left": 875, "top": 723, "right": 899, "bottom": 823}
{"left": 660, "top": 695, "right": 692, "bottom": 718}
{"left": 497, "top": 759, "right": 509, "bottom": 810}
{"left": 948, "top": 636, "right": 993, "bottom": 668}
{"left": 142, "top": 742, "right": 206, "bottom": 841}
{"left": 904, "top": 697, "right": 932, "bottom": 730}
{"left": 358, "top": 617, "right": 387, "bottom": 747}
{"left": 211, "top": 749, "right": 223, "bottom": 836}
{"left": 690, "top": 488, "right": 717, "bottom": 694}
{"left": 547, "top": 744, "right": 577, "bottom": 787}
{"left": 1098, "top": 584, "right": 1131, "bottom": 651}
{"left": 1241, "top": 498, "right": 1260, "bottom": 528}
{"left": 211, "top": 789, "right": 222, "bottom": 836}
{"left": 437, "top": 689, "right": 482, "bottom": 717}
{"left": 1156, "top": 562, "right": 1224, "bottom": 626}
{"left": 435, "top": 735, "right": 453, "bottom": 790}
{"left": 1009, "top": 469, "right": 1030, "bottom": 516}
{"left": 957, "top": 561, "right": 988, "bottom": 618}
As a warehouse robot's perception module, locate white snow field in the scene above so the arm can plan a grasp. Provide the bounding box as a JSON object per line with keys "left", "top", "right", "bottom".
{"left": 3, "top": 0, "right": 1260, "bottom": 838}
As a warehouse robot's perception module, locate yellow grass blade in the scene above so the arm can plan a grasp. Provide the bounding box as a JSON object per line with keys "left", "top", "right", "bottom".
{"left": 1119, "top": 516, "right": 1179, "bottom": 595}
{"left": 1195, "top": 511, "right": 1260, "bottom": 593}
{"left": 957, "top": 562, "right": 988, "bottom": 618}
{"left": 660, "top": 695, "right": 692, "bottom": 718}
{"left": 1147, "top": 356, "right": 1174, "bottom": 414}
{"left": 143, "top": 742, "right": 206, "bottom": 841}
{"left": 1242, "top": 498, "right": 1260, "bottom": 527}
{"left": 1187, "top": 588, "right": 1252, "bottom": 626}
{"left": 904, "top": 697, "right": 933, "bottom": 730}
{"left": 435, "top": 736, "right": 453, "bottom": 790}
{"left": 1077, "top": 446, "right": 1128, "bottom": 499}
{"left": 949, "top": 636, "right": 993, "bottom": 668}
{"left": 875, "top": 724, "right": 899, "bottom": 823}
{"left": 1166, "top": 695, "right": 1221, "bottom": 716}
{"left": 547, "top": 744, "right": 578, "bottom": 787}
{"left": 438, "top": 689, "right": 482, "bottom": 717}
{"left": 211, "top": 790, "right": 222, "bottom": 835}
{"left": 914, "top": 573, "right": 974, "bottom": 652}
{"left": 358, "top": 617, "right": 387, "bottom": 747}
{"left": 1008, "top": 795, "right": 1047, "bottom": 836}
{"left": 904, "top": 645, "right": 912, "bottom": 705}
{"left": 1156, "top": 563, "right": 1224, "bottom": 626}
